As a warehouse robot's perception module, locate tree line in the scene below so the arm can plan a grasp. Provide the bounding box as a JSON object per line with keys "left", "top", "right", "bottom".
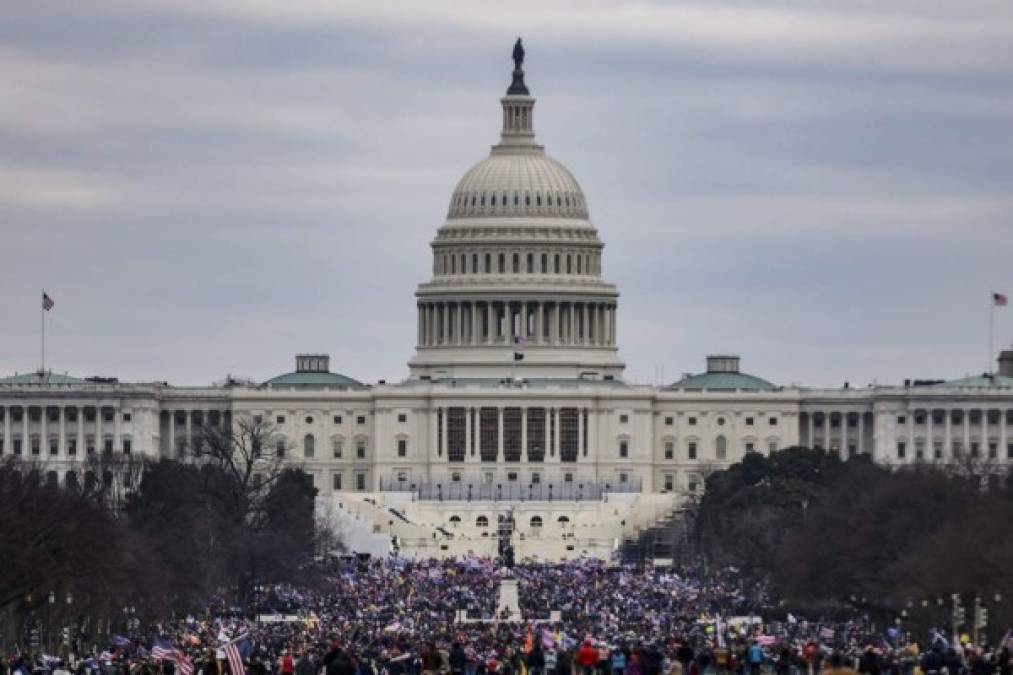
{"left": 0, "top": 418, "right": 319, "bottom": 652}
{"left": 688, "top": 447, "right": 1013, "bottom": 642}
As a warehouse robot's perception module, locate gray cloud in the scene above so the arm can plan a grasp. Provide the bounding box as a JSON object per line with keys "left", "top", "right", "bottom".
{"left": 2, "top": 0, "right": 1012, "bottom": 387}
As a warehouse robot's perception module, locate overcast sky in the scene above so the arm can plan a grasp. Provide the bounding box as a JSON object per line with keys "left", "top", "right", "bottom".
{"left": 2, "top": 0, "right": 1012, "bottom": 388}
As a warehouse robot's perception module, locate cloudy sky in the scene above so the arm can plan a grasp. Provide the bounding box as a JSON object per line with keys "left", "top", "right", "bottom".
{"left": 2, "top": 0, "right": 1012, "bottom": 387}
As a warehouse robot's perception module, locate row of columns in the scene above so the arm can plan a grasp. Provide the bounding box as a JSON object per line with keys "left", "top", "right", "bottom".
{"left": 803, "top": 408, "right": 1013, "bottom": 460}
{"left": 432, "top": 406, "right": 589, "bottom": 463}
{"left": 0, "top": 405, "right": 122, "bottom": 457}
{"left": 162, "top": 409, "right": 229, "bottom": 457}
{"left": 418, "top": 300, "right": 617, "bottom": 348}
{"left": 435, "top": 249, "right": 599, "bottom": 277}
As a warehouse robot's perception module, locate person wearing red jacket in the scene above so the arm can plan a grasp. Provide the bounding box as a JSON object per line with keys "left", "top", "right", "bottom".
{"left": 577, "top": 640, "right": 599, "bottom": 675}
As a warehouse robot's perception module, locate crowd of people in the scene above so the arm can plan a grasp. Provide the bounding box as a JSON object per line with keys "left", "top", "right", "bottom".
{"left": 1, "top": 557, "right": 1010, "bottom": 675}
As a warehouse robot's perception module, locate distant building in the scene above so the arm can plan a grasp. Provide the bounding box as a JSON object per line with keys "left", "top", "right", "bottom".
{"left": 3, "top": 47, "right": 1011, "bottom": 560}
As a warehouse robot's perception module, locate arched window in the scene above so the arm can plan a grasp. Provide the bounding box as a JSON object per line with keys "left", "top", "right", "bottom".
{"left": 472, "top": 254, "right": 478, "bottom": 274}
{"left": 541, "top": 254, "right": 547, "bottom": 273}
{"left": 716, "top": 435, "right": 727, "bottom": 460}
{"left": 530, "top": 516, "right": 543, "bottom": 528}
{"left": 554, "top": 254, "right": 560, "bottom": 273}
{"left": 512, "top": 253, "right": 519, "bottom": 273}
{"left": 449, "top": 515, "right": 462, "bottom": 524}
{"left": 303, "top": 434, "right": 315, "bottom": 458}
{"left": 536, "top": 194, "right": 542, "bottom": 206}
{"left": 577, "top": 256, "right": 582, "bottom": 274}
{"left": 557, "top": 515, "right": 570, "bottom": 524}
{"left": 499, "top": 253, "right": 505, "bottom": 273}
{"left": 525, "top": 194, "right": 531, "bottom": 206}
{"left": 451, "top": 256, "right": 456, "bottom": 274}
{"left": 527, "top": 253, "right": 533, "bottom": 273}
{"left": 491, "top": 194, "right": 496, "bottom": 206}
{"left": 460, "top": 254, "right": 466, "bottom": 273}
{"left": 476, "top": 515, "right": 489, "bottom": 528}
{"left": 485, "top": 253, "right": 491, "bottom": 273}
{"left": 566, "top": 255, "right": 572, "bottom": 274}
{"left": 547, "top": 194, "right": 552, "bottom": 206}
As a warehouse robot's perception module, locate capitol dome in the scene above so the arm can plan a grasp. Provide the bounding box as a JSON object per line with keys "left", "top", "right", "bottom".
{"left": 410, "top": 39, "right": 624, "bottom": 381}
{"left": 448, "top": 153, "right": 589, "bottom": 220}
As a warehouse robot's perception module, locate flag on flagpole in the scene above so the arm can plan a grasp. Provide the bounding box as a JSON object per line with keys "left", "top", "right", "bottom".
{"left": 994, "top": 292, "right": 1008, "bottom": 307}
{"left": 42, "top": 292, "right": 54, "bottom": 311}
{"left": 223, "top": 637, "right": 249, "bottom": 675}
{"left": 152, "top": 638, "right": 194, "bottom": 675}
{"left": 513, "top": 335, "right": 526, "bottom": 361}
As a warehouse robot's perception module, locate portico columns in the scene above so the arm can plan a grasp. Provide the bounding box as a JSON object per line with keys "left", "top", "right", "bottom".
{"left": 3, "top": 408, "right": 10, "bottom": 453}
{"left": 59, "top": 407, "right": 66, "bottom": 455}
{"left": 77, "top": 408, "right": 84, "bottom": 455}
{"left": 40, "top": 407, "right": 47, "bottom": 455}
{"left": 486, "top": 302, "right": 494, "bottom": 344}
{"left": 823, "top": 413, "right": 831, "bottom": 450}
{"left": 465, "top": 407, "right": 472, "bottom": 457}
{"left": 95, "top": 408, "right": 102, "bottom": 453}
{"left": 22, "top": 408, "right": 29, "bottom": 454}
{"left": 185, "top": 411, "right": 192, "bottom": 454}
{"left": 857, "top": 413, "right": 864, "bottom": 455}
{"left": 841, "top": 412, "right": 848, "bottom": 454}
{"left": 167, "top": 411, "right": 175, "bottom": 456}
{"left": 945, "top": 410, "right": 952, "bottom": 457}
{"left": 981, "top": 410, "right": 989, "bottom": 456}
{"left": 807, "top": 414, "right": 814, "bottom": 448}
{"left": 962, "top": 409, "right": 970, "bottom": 455}
{"left": 926, "top": 411, "right": 934, "bottom": 458}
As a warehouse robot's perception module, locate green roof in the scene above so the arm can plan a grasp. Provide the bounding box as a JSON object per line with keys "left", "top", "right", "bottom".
{"left": 0, "top": 371, "right": 86, "bottom": 385}
{"left": 263, "top": 370, "right": 364, "bottom": 389}
{"left": 941, "top": 374, "right": 1013, "bottom": 388}
{"left": 669, "top": 371, "right": 776, "bottom": 391}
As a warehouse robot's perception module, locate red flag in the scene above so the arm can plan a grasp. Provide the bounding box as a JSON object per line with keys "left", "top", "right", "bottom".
{"left": 42, "top": 292, "right": 54, "bottom": 311}
{"left": 994, "top": 292, "right": 1008, "bottom": 307}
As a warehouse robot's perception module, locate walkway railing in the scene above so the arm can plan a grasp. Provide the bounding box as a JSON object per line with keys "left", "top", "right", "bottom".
{"left": 377, "top": 477, "right": 642, "bottom": 501}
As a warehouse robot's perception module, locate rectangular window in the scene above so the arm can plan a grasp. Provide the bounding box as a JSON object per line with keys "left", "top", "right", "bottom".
{"left": 848, "top": 443, "right": 857, "bottom": 457}
{"left": 507, "top": 472, "right": 518, "bottom": 481}
{"left": 103, "top": 410, "right": 114, "bottom": 422}
{"left": 356, "top": 440, "right": 366, "bottom": 459}
{"left": 769, "top": 442, "right": 777, "bottom": 453}
{"left": 503, "top": 407, "right": 523, "bottom": 462}
{"left": 333, "top": 415, "right": 342, "bottom": 424}
{"left": 933, "top": 442, "right": 943, "bottom": 459}
{"left": 276, "top": 415, "right": 285, "bottom": 424}
{"left": 356, "top": 415, "right": 366, "bottom": 425}
{"left": 769, "top": 417, "right": 778, "bottom": 426}
{"left": 276, "top": 439, "right": 286, "bottom": 457}
{"left": 664, "top": 441, "right": 674, "bottom": 460}
{"left": 356, "top": 473, "right": 366, "bottom": 491}
{"left": 31, "top": 437, "right": 40, "bottom": 456}
{"left": 952, "top": 441, "right": 962, "bottom": 457}
{"left": 688, "top": 441, "right": 697, "bottom": 460}
{"left": 563, "top": 472, "right": 573, "bottom": 483}
{"left": 526, "top": 408, "right": 546, "bottom": 463}
{"left": 745, "top": 417, "right": 754, "bottom": 426}
{"left": 123, "top": 412, "right": 132, "bottom": 422}
{"left": 123, "top": 439, "right": 132, "bottom": 455}
{"left": 397, "top": 438, "right": 407, "bottom": 457}
{"left": 396, "top": 470, "right": 408, "bottom": 483}
{"left": 664, "top": 416, "right": 674, "bottom": 426}
{"left": 397, "top": 414, "right": 407, "bottom": 423}
{"left": 559, "top": 408, "right": 579, "bottom": 462}
{"left": 253, "top": 415, "right": 263, "bottom": 424}
{"left": 745, "top": 442, "right": 755, "bottom": 453}
{"left": 970, "top": 441, "right": 980, "bottom": 458}
{"left": 897, "top": 416, "right": 906, "bottom": 425}
{"left": 447, "top": 407, "right": 466, "bottom": 462}
{"left": 1007, "top": 442, "right": 1013, "bottom": 459}
{"left": 332, "top": 473, "right": 342, "bottom": 491}
{"left": 619, "top": 472, "right": 628, "bottom": 484}
{"left": 14, "top": 438, "right": 22, "bottom": 455}
{"left": 0, "top": 439, "right": 4, "bottom": 454}
{"left": 49, "top": 439, "right": 58, "bottom": 455}
{"left": 451, "top": 472, "right": 462, "bottom": 482}
{"left": 619, "top": 414, "right": 629, "bottom": 424}
{"left": 531, "top": 472, "right": 541, "bottom": 484}
{"left": 333, "top": 439, "right": 343, "bottom": 458}
{"left": 480, "top": 407, "right": 498, "bottom": 462}
{"left": 897, "top": 441, "right": 906, "bottom": 459}
{"left": 664, "top": 474, "right": 674, "bottom": 491}
{"left": 619, "top": 440, "right": 629, "bottom": 458}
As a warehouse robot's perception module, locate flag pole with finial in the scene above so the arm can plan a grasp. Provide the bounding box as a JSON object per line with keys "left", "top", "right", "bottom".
{"left": 41, "top": 288, "right": 46, "bottom": 374}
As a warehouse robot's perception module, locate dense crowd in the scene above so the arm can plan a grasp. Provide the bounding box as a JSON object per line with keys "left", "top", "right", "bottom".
{"left": 1, "top": 558, "right": 1010, "bottom": 675}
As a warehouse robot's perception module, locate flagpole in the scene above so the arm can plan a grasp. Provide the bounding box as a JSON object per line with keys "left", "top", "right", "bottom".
{"left": 989, "top": 297, "right": 994, "bottom": 375}
{"left": 41, "top": 288, "right": 46, "bottom": 374}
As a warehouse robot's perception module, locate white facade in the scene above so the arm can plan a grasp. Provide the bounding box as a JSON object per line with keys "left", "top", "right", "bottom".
{"left": 3, "top": 47, "right": 1013, "bottom": 556}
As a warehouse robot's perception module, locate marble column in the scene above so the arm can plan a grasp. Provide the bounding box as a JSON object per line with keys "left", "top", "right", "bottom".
{"left": 77, "top": 407, "right": 84, "bottom": 455}
{"left": 185, "top": 410, "right": 192, "bottom": 454}
{"left": 857, "top": 413, "right": 864, "bottom": 455}
{"left": 40, "top": 406, "right": 47, "bottom": 455}
{"left": 841, "top": 412, "right": 848, "bottom": 455}
{"left": 465, "top": 407, "right": 473, "bottom": 457}
{"left": 926, "top": 410, "right": 934, "bottom": 459}
{"left": 945, "top": 409, "right": 952, "bottom": 457}
{"left": 544, "top": 408, "right": 552, "bottom": 458}
{"left": 496, "top": 408, "right": 504, "bottom": 461}
{"left": 441, "top": 407, "right": 449, "bottom": 458}
{"left": 59, "top": 407, "right": 66, "bottom": 456}
{"left": 982, "top": 409, "right": 989, "bottom": 456}
{"left": 22, "top": 408, "right": 29, "bottom": 454}
{"left": 96, "top": 407, "right": 103, "bottom": 453}
{"left": 3, "top": 407, "right": 10, "bottom": 453}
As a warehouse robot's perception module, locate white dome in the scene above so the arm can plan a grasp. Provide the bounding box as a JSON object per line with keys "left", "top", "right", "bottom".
{"left": 447, "top": 152, "right": 589, "bottom": 220}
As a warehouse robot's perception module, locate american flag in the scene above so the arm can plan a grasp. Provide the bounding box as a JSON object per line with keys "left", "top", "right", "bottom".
{"left": 42, "top": 292, "right": 54, "bottom": 311}
{"left": 223, "top": 636, "right": 251, "bottom": 675}
{"left": 994, "top": 292, "right": 1008, "bottom": 307}
{"left": 152, "top": 638, "right": 194, "bottom": 675}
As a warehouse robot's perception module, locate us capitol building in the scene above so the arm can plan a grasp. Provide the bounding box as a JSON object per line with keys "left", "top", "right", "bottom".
{"left": 3, "top": 45, "right": 1012, "bottom": 560}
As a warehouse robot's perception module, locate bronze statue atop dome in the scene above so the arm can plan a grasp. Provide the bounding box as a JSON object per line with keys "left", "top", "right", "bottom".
{"left": 507, "top": 37, "right": 530, "bottom": 96}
